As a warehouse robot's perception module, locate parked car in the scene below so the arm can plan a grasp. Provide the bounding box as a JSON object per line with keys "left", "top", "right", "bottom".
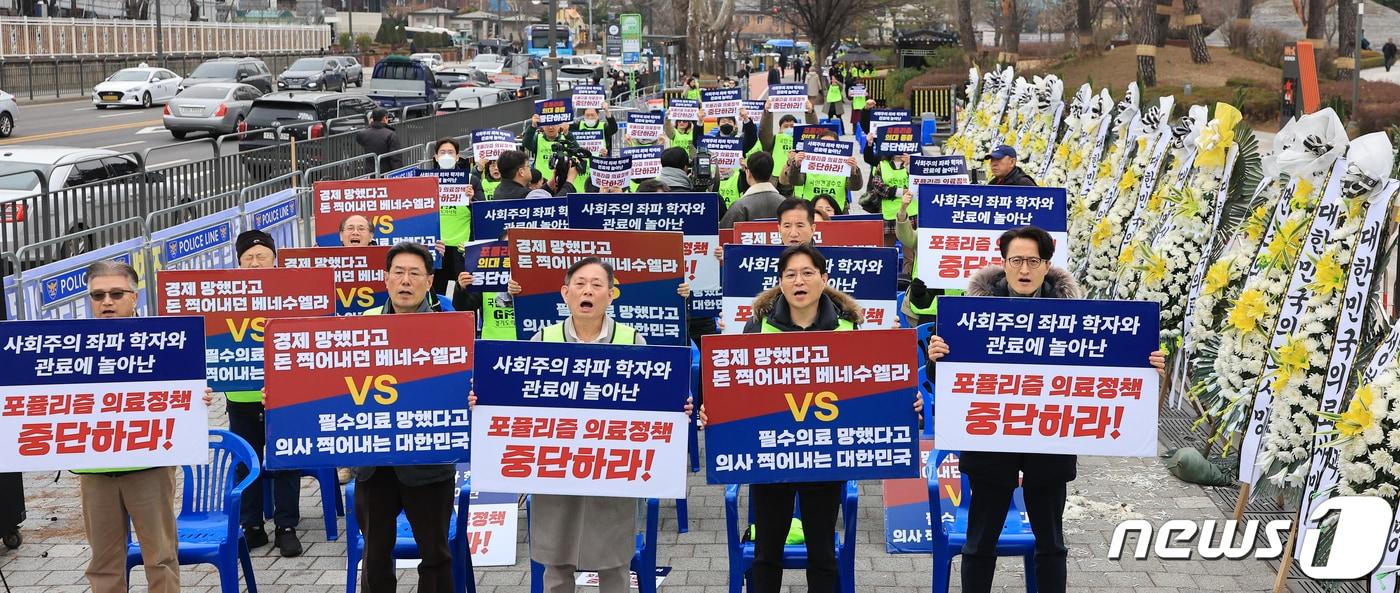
{"left": 366, "top": 56, "right": 439, "bottom": 109}
{"left": 277, "top": 58, "right": 346, "bottom": 92}
{"left": 409, "top": 52, "right": 445, "bottom": 72}
{"left": 163, "top": 83, "right": 262, "bottom": 139}
{"left": 178, "top": 57, "right": 274, "bottom": 94}
{"left": 92, "top": 66, "right": 182, "bottom": 109}
{"left": 434, "top": 68, "right": 490, "bottom": 90}
{"left": 326, "top": 55, "right": 365, "bottom": 87}
{"left": 0, "top": 90, "right": 15, "bottom": 137}
{"left": 558, "top": 55, "right": 603, "bottom": 80}
{"left": 237, "top": 92, "right": 377, "bottom": 179}
{"left": 437, "top": 86, "right": 512, "bottom": 113}
{"left": 469, "top": 53, "right": 507, "bottom": 76}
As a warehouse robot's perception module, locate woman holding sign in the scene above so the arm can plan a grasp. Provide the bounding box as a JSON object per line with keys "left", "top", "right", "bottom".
{"left": 923, "top": 226, "right": 1166, "bottom": 593}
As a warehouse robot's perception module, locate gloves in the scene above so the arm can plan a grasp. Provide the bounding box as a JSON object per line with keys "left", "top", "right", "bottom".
{"left": 907, "top": 278, "right": 935, "bottom": 309}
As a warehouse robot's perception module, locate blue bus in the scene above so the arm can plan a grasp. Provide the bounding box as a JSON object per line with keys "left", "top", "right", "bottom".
{"left": 525, "top": 24, "right": 574, "bottom": 56}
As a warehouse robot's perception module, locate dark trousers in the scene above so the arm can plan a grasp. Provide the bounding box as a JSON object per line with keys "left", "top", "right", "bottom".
{"left": 356, "top": 470, "right": 455, "bottom": 593}
{"left": 228, "top": 401, "right": 300, "bottom": 529}
{"left": 750, "top": 481, "right": 843, "bottom": 593}
{"left": 960, "top": 468, "right": 1068, "bottom": 593}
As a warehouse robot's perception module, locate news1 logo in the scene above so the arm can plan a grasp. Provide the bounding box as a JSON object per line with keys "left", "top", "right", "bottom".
{"left": 1108, "top": 496, "right": 1395, "bottom": 580}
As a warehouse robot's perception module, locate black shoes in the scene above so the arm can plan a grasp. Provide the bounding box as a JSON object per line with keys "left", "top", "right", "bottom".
{"left": 275, "top": 527, "right": 303, "bottom": 558}
{"left": 243, "top": 525, "right": 269, "bottom": 548}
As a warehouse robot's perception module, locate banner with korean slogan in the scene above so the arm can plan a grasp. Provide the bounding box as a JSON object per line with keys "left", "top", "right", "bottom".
{"left": 698, "top": 136, "right": 743, "bottom": 173}
{"left": 279, "top": 246, "right": 391, "bottom": 316}
{"left": 799, "top": 140, "right": 853, "bottom": 176}
{"left": 732, "top": 220, "right": 884, "bottom": 247}
{"left": 425, "top": 169, "right": 473, "bottom": 248}
{"left": 883, "top": 440, "right": 944, "bottom": 553}
{"left": 461, "top": 240, "right": 511, "bottom": 293}
{"left": 590, "top": 157, "right": 632, "bottom": 188}
{"left": 701, "top": 88, "right": 742, "bottom": 119}
{"left": 573, "top": 129, "right": 606, "bottom": 157}
{"left": 849, "top": 84, "right": 867, "bottom": 99}
{"left": 743, "top": 101, "right": 766, "bottom": 125}
{"left": 793, "top": 125, "right": 836, "bottom": 150}
{"left": 867, "top": 108, "right": 911, "bottom": 133}
{"left": 916, "top": 184, "right": 1067, "bottom": 290}
{"left": 622, "top": 145, "right": 662, "bottom": 179}
{"left": 156, "top": 268, "right": 335, "bottom": 392}
{"left": 626, "top": 112, "right": 664, "bottom": 142}
{"left": 509, "top": 228, "right": 687, "bottom": 345}
{"left": 0, "top": 316, "right": 209, "bottom": 471}
{"left": 573, "top": 85, "right": 606, "bottom": 110}
{"left": 720, "top": 244, "right": 899, "bottom": 334}
{"left": 568, "top": 192, "right": 722, "bottom": 317}
{"left": 667, "top": 98, "right": 699, "bottom": 122}
{"left": 473, "top": 197, "right": 568, "bottom": 242}
{"left": 313, "top": 177, "right": 440, "bottom": 256}
{"left": 470, "top": 339, "right": 691, "bottom": 498}
{"left": 471, "top": 129, "right": 518, "bottom": 163}
{"left": 910, "top": 155, "right": 970, "bottom": 186}
{"left": 536, "top": 97, "right": 574, "bottom": 126}
{"left": 933, "top": 297, "right": 1161, "bottom": 457}
{"left": 701, "top": 328, "right": 919, "bottom": 484}
{"left": 767, "top": 84, "right": 808, "bottom": 114}
{"left": 262, "top": 312, "right": 475, "bottom": 469}
{"left": 454, "top": 463, "right": 519, "bottom": 566}
{"left": 875, "top": 124, "right": 919, "bottom": 156}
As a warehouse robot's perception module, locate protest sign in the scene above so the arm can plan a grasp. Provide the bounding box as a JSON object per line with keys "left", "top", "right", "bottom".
{"left": 473, "top": 197, "right": 568, "bottom": 241}
{"left": 573, "top": 129, "right": 606, "bottom": 157}
{"left": 626, "top": 112, "right": 664, "bottom": 142}
{"left": 882, "top": 439, "right": 943, "bottom": 553}
{"left": 573, "top": 85, "right": 606, "bottom": 110}
{"left": 568, "top": 192, "right": 722, "bottom": 316}
{"left": 424, "top": 169, "right": 473, "bottom": 248}
{"left": 720, "top": 244, "right": 898, "bottom": 332}
{"left": 834, "top": 213, "right": 885, "bottom": 222}
{"left": 535, "top": 97, "right": 574, "bottom": 126}
{"left": 702, "top": 328, "right": 919, "bottom": 484}
{"left": 868, "top": 108, "right": 911, "bottom": 133}
{"left": 793, "top": 124, "right": 836, "bottom": 151}
{"left": 698, "top": 136, "right": 743, "bottom": 172}
{"left": 470, "top": 339, "right": 690, "bottom": 498}
{"left": 875, "top": 124, "right": 919, "bottom": 156}
{"left": 156, "top": 268, "right": 335, "bottom": 391}
{"left": 590, "top": 157, "right": 632, "bottom": 188}
{"left": 767, "top": 84, "right": 808, "bottom": 113}
{"left": 462, "top": 240, "right": 511, "bottom": 293}
{"left": 280, "top": 246, "right": 391, "bottom": 316}
{"left": 313, "top": 177, "right": 440, "bottom": 252}
{"left": 910, "top": 155, "right": 971, "bottom": 186}
{"left": 743, "top": 101, "right": 766, "bottom": 125}
{"left": 576, "top": 567, "right": 671, "bottom": 588}
{"left": 0, "top": 316, "right": 208, "bottom": 471}
{"left": 622, "top": 145, "right": 662, "bottom": 179}
{"left": 454, "top": 463, "right": 519, "bottom": 566}
{"left": 934, "top": 297, "right": 1160, "bottom": 456}
{"left": 916, "top": 184, "right": 1067, "bottom": 289}
{"left": 471, "top": 129, "right": 517, "bottom": 163}
{"left": 732, "top": 220, "right": 884, "bottom": 247}
{"left": 510, "top": 228, "right": 686, "bottom": 344}
{"left": 799, "top": 140, "right": 853, "bottom": 176}
{"left": 263, "top": 312, "right": 475, "bottom": 469}
{"left": 701, "top": 88, "right": 742, "bottom": 119}
{"left": 849, "top": 84, "right": 867, "bottom": 99}
{"left": 667, "top": 98, "right": 700, "bottom": 122}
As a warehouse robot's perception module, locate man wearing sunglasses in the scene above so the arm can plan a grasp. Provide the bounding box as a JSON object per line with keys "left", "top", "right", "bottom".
{"left": 77, "top": 260, "right": 180, "bottom": 593}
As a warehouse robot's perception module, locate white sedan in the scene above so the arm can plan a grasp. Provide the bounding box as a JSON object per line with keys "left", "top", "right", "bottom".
{"left": 92, "top": 67, "right": 183, "bottom": 109}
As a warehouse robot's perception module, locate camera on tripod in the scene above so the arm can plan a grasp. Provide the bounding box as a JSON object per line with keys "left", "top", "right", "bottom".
{"left": 691, "top": 146, "right": 713, "bottom": 190}
{"left": 549, "top": 135, "right": 591, "bottom": 178}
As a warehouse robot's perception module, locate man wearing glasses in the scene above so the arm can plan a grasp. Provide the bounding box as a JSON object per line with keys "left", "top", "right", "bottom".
{"left": 339, "top": 214, "right": 375, "bottom": 247}
{"left": 77, "top": 260, "right": 180, "bottom": 593}
{"left": 355, "top": 242, "right": 458, "bottom": 593}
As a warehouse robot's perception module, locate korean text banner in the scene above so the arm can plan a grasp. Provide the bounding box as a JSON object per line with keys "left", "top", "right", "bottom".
{"left": 626, "top": 113, "right": 664, "bottom": 142}
{"left": 567, "top": 192, "right": 722, "bottom": 316}
{"left": 590, "top": 157, "right": 632, "bottom": 188}
{"left": 0, "top": 316, "right": 209, "bottom": 471}
{"left": 428, "top": 169, "right": 473, "bottom": 248}
{"left": 702, "top": 329, "right": 919, "bottom": 484}
{"left": 720, "top": 244, "right": 898, "bottom": 333}
{"left": 701, "top": 88, "right": 742, "bottom": 119}
{"left": 470, "top": 339, "right": 690, "bottom": 498}
{"left": 313, "top": 177, "right": 440, "bottom": 252}
{"left": 156, "top": 268, "right": 335, "bottom": 392}
{"left": 573, "top": 129, "right": 606, "bottom": 157}
{"left": 799, "top": 140, "right": 853, "bottom": 176}
{"left": 455, "top": 463, "right": 520, "bottom": 567}
{"left": 767, "top": 84, "right": 808, "bottom": 113}
{"left": 667, "top": 98, "right": 699, "bottom": 122}
{"left": 471, "top": 129, "right": 518, "bottom": 163}
{"left": 536, "top": 97, "right": 574, "bottom": 126}
{"left": 473, "top": 197, "right": 568, "bottom": 241}
{"left": 934, "top": 296, "right": 1160, "bottom": 457}
{"left": 573, "top": 85, "right": 606, "bottom": 110}
{"left": 462, "top": 240, "right": 511, "bottom": 293}
{"left": 910, "top": 155, "right": 971, "bottom": 186}
{"left": 622, "top": 145, "right": 662, "bottom": 179}
{"left": 280, "top": 246, "right": 391, "bottom": 316}
{"left": 743, "top": 101, "right": 766, "bottom": 124}
{"left": 263, "top": 312, "right": 475, "bottom": 469}
{"left": 883, "top": 440, "right": 941, "bottom": 553}
{"left": 732, "top": 220, "right": 884, "bottom": 247}
{"left": 793, "top": 125, "right": 835, "bottom": 150}
{"left": 868, "top": 108, "right": 911, "bottom": 132}
{"left": 698, "top": 136, "right": 742, "bottom": 172}
{"left": 916, "top": 184, "right": 1068, "bottom": 290}
{"left": 510, "top": 228, "right": 687, "bottom": 345}
{"left": 875, "top": 124, "right": 919, "bottom": 156}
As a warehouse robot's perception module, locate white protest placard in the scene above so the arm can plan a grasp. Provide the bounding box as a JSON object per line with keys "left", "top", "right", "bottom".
{"left": 667, "top": 98, "right": 699, "bottom": 122}
{"left": 799, "top": 139, "right": 853, "bottom": 176}
{"left": 573, "top": 84, "right": 606, "bottom": 110}
{"left": 626, "top": 112, "right": 663, "bottom": 142}
{"left": 699, "top": 136, "right": 742, "bottom": 173}
{"left": 701, "top": 88, "right": 742, "bottom": 119}
{"left": 471, "top": 129, "right": 517, "bottom": 162}
{"left": 909, "top": 155, "right": 971, "bottom": 186}
{"left": 573, "top": 129, "right": 606, "bottom": 157}
{"left": 622, "top": 145, "right": 662, "bottom": 179}
{"left": 590, "top": 157, "right": 632, "bottom": 188}
{"left": 767, "top": 84, "right": 808, "bottom": 113}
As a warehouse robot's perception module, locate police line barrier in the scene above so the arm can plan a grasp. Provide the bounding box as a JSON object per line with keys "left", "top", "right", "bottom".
{"left": 12, "top": 218, "right": 153, "bottom": 321}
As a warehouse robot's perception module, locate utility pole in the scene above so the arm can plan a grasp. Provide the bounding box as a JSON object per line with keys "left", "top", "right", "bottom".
{"left": 546, "top": 0, "right": 558, "bottom": 98}
{"left": 1354, "top": 1, "right": 1363, "bottom": 123}
{"left": 155, "top": 0, "right": 165, "bottom": 64}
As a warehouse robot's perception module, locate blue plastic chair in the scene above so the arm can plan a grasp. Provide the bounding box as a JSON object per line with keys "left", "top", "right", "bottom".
{"left": 916, "top": 322, "right": 936, "bottom": 363}
{"left": 918, "top": 364, "right": 935, "bottom": 438}
{"left": 688, "top": 341, "right": 702, "bottom": 474}
{"left": 263, "top": 467, "right": 344, "bottom": 540}
{"left": 920, "top": 118, "right": 939, "bottom": 146}
{"left": 818, "top": 117, "right": 844, "bottom": 136}
{"left": 126, "top": 429, "right": 259, "bottom": 593}
{"left": 343, "top": 475, "right": 476, "bottom": 593}
{"left": 854, "top": 123, "right": 868, "bottom": 153}
{"left": 723, "top": 482, "right": 858, "bottom": 593}
{"left": 926, "top": 449, "right": 1037, "bottom": 593}
{"left": 526, "top": 497, "right": 662, "bottom": 593}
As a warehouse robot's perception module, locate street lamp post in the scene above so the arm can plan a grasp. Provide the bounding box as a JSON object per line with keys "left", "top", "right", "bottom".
{"left": 155, "top": 0, "right": 165, "bottom": 63}
{"left": 1354, "top": 1, "right": 1363, "bottom": 122}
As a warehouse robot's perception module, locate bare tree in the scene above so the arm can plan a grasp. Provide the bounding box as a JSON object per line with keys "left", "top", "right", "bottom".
{"left": 1000, "top": 0, "right": 1020, "bottom": 63}
{"left": 1153, "top": 0, "right": 1169, "bottom": 47}
{"left": 1306, "top": 0, "right": 1327, "bottom": 43}
{"left": 1184, "top": 0, "right": 1210, "bottom": 63}
{"left": 959, "top": 0, "right": 979, "bottom": 56}
{"left": 1337, "top": 0, "right": 1355, "bottom": 78}
{"left": 1136, "top": 0, "right": 1156, "bottom": 86}
{"left": 774, "top": 0, "right": 901, "bottom": 66}
{"left": 1077, "top": 0, "right": 1094, "bottom": 51}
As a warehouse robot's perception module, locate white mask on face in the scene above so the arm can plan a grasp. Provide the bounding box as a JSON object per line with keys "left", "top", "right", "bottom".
{"left": 436, "top": 154, "right": 457, "bottom": 169}
{"left": 585, "top": 117, "right": 599, "bottom": 125}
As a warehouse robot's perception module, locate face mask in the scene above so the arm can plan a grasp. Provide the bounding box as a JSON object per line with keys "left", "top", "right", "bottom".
{"left": 780, "top": 128, "right": 794, "bottom": 137}
{"left": 720, "top": 123, "right": 735, "bottom": 135}
{"left": 584, "top": 117, "right": 599, "bottom": 126}
{"left": 436, "top": 154, "right": 457, "bottom": 169}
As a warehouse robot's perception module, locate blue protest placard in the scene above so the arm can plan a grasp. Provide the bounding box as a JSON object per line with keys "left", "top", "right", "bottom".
{"left": 915, "top": 184, "right": 1067, "bottom": 289}
{"left": 263, "top": 312, "right": 475, "bottom": 469}
{"left": 868, "top": 108, "right": 911, "bottom": 132}
{"left": 568, "top": 192, "right": 722, "bottom": 316}
{"left": 472, "top": 197, "right": 568, "bottom": 241}
{"left": 470, "top": 339, "right": 691, "bottom": 498}
{"left": 573, "top": 85, "right": 606, "bottom": 110}
{"left": 535, "top": 97, "right": 574, "bottom": 126}
{"left": 698, "top": 136, "right": 743, "bottom": 172}
{"left": 626, "top": 112, "right": 664, "bottom": 142}
{"left": 701, "top": 88, "right": 742, "bottom": 119}
{"left": 934, "top": 296, "right": 1160, "bottom": 457}
{"left": 622, "top": 145, "right": 662, "bottom": 179}
{"left": 462, "top": 239, "right": 511, "bottom": 293}
{"left": 471, "top": 129, "right": 518, "bottom": 162}
{"left": 667, "top": 98, "right": 700, "bottom": 122}
{"left": 875, "top": 124, "right": 919, "bottom": 156}
{"left": 720, "top": 244, "right": 898, "bottom": 332}
{"left": 590, "top": 157, "right": 632, "bottom": 188}
{"left": 701, "top": 328, "right": 920, "bottom": 484}
{"left": 0, "top": 316, "right": 210, "bottom": 471}
{"left": 767, "top": 84, "right": 808, "bottom": 113}
{"left": 743, "top": 100, "right": 766, "bottom": 125}
{"left": 793, "top": 124, "right": 835, "bottom": 151}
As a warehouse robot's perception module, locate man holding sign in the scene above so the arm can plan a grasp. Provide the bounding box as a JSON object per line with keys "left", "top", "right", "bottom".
{"left": 781, "top": 129, "right": 863, "bottom": 211}
{"left": 923, "top": 226, "right": 1166, "bottom": 593}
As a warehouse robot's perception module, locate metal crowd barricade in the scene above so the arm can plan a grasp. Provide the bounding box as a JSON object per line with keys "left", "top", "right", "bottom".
{"left": 145, "top": 201, "right": 244, "bottom": 311}
{"left": 12, "top": 218, "right": 152, "bottom": 321}
{"left": 242, "top": 185, "right": 306, "bottom": 254}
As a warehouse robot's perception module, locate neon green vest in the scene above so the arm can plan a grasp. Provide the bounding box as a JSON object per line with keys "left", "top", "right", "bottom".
{"left": 686, "top": 87, "right": 701, "bottom": 101}
{"left": 535, "top": 134, "right": 558, "bottom": 181}
{"left": 760, "top": 317, "right": 855, "bottom": 333}
{"left": 801, "top": 173, "right": 847, "bottom": 210}
{"left": 672, "top": 128, "right": 695, "bottom": 155}
{"left": 480, "top": 292, "right": 516, "bottom": 340}
{"left": 771, "top": 133, "right": 794, "bottom": 179}
{"left": 481, "top": 177, "right": 501, "bottom": 201}
{"left": 441, "top": 204, "right": 472, "bottom": 248}
{"left": 719, "top": 170, "right": 742, "bottom": 207}
{"left": 825, "top": 84, "right": 842, "bottom": 104}
{"left": 852, "top": 91, "right": 867, "bottom": 111}
{"left": 226, "top": 390, "right": 262, "bottom": 404}
{"left": 879, "top": 161, "right": 911, "bottom": 221}
{"left": 541, "top": 321, "right": 639, "bottom": 344}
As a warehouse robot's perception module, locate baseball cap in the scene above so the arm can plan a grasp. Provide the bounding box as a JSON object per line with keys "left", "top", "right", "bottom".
{"left": 983, "top": 144, "right": 1017, "bottom": 160}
